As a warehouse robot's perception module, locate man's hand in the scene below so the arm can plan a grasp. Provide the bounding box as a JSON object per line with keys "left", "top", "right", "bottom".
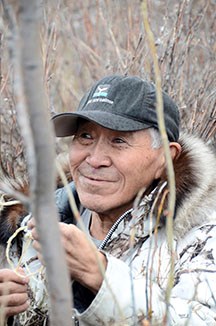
{"left": 28, "top": 218, "right": 107, "bottom": 294}
{"left": 58, "top": 222, "right": 107, "bottom": 293}
{"left": 0, "top": 268, "right": 29, "bottom": 318}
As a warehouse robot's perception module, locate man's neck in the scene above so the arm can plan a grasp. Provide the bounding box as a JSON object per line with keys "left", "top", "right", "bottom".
{"left": 90, "top": 213, "right": 114, "bottom": 240}
{"left": 90, "top": 206, "right": 132, "bottom": 240}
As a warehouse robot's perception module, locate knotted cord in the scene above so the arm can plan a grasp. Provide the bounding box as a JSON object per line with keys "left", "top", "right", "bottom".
{"left": 5, "top": 217, "right": 44, "bottom": 279}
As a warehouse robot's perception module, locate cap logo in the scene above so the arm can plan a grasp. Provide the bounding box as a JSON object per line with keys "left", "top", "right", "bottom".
{"left": 93, "top": 84, "right": 110, "bottom": 98}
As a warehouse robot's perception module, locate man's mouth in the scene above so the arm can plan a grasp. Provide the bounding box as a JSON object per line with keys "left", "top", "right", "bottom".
{"left": 82, "top": 175, "right": 111, "bottom": 182}
{"left": 77, "top": 167, "right": 118, "bottom": 184}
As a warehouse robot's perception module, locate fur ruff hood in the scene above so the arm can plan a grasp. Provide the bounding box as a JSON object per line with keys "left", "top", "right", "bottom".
{"left": 172, "top": 133, "right": 216, "bottom": 238}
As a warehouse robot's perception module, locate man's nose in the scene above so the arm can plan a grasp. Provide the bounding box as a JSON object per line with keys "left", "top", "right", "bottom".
{"left": 85, "top": 140, "right": 112, "bottom": 168}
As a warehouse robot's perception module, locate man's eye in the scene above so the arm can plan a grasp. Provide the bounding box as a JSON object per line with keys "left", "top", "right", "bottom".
{"left": 73, "top": 132, "right": 93, "bottom": 144}
{"left": 79, "top": 132, "right": 92, "bottom": 139}
{"left": 113, "top": 137, "right": 126, "bottom": 144}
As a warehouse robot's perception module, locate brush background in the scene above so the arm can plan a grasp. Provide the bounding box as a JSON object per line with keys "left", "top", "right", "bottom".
{"left": 0, "top": 0, "right": 215, "bottom": 178}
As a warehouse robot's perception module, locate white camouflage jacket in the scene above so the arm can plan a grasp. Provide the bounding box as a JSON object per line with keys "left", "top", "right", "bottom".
{"left": 1, "top": 133, "right": 216, "bottom": 325}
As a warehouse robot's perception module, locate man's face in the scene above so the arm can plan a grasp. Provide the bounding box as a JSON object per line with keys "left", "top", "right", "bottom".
{"left": 69, "top": 121, "right": 165, "bottom": 219}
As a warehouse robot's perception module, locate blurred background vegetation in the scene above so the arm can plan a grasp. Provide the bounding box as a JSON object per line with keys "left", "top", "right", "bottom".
{"left": 0, "top": 0, "right": 215, "bottom": 179}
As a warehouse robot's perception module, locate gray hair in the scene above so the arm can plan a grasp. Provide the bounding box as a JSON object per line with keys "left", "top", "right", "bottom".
{"left": 148, "top": 128, "right": 163, "bottom": 149}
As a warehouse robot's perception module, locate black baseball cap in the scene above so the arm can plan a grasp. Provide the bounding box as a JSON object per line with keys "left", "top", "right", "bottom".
{"left": 52, "top": 75, "right": 180, "bottom": 141}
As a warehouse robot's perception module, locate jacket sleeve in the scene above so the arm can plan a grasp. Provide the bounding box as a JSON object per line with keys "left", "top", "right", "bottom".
{"left": 74, "top": 225, "right": 216, "bottom": 325}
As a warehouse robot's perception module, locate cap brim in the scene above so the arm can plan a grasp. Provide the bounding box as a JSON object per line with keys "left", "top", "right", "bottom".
{"left": 52, "top": 113, "right": 79, "bottom": 137}
{"left": 52, "top": 112, "right": 151, "bottom": 137}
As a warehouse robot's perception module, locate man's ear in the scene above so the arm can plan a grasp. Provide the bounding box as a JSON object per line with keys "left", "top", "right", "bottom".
{"left": 154, "top": 142, "right": 182, "bottom": 180}
{"left": 169, "top": 142, "right": 182, "bottom": 160}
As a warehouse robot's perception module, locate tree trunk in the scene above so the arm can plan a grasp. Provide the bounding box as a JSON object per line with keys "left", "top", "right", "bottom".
{"left": 17, "top": 1, "right": 73, "bottom": 325}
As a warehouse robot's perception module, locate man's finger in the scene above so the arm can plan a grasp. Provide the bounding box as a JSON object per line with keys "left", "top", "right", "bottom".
{"left": 1, "top": 298, "right": 29, "bottom": 317}
{"left": 0, "top": 282, "right": 28, "bottom": 296}
{"left": 2, "top": 293, "right": 29, "bottom": 307}
{"left": 0, "top": 269, "right": 29, "bottom": 285}
{"left": 27, "top": 217, "right": 36, "bottom": 230}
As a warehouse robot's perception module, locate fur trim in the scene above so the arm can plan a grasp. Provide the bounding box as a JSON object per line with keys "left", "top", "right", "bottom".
{"left": 0, "top": 153, "right": 72, "bottom": 245}
{"left": 0, "top": 177, "right": 29, "bottom": 244}
{"left": 173, "top": 133, "right": 216, "bottom": 238}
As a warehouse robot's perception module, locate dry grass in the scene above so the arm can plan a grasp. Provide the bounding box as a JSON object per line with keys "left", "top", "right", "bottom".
{"left": 0, "top": 0, "right": 215, "bottom": 176}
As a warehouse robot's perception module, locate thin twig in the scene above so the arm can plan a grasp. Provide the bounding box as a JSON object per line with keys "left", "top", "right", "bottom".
{"left": 141, "top": 0, "right": 176, "bottom": 322}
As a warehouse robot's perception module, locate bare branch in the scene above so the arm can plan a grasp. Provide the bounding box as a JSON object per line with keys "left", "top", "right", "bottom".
{"left": 8, "top": 1, "right": 73, "bottom": 325}
{"left": 141, "top": 0, "right": 176, "bottom": 322}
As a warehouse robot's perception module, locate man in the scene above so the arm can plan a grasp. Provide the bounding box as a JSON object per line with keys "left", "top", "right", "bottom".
{"left": 1, "top": 75, "right": 216, "bottom": 325}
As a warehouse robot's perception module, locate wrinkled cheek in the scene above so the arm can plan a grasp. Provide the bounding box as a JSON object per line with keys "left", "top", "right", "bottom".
{"left": 129, "top": 172, "right": 153, "bottom": 194}
{"left": 70, "top": 167, "right": 79, "bottom": 182}
{"left": 69, "top": 151, "right": 83, "bottom": 179}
